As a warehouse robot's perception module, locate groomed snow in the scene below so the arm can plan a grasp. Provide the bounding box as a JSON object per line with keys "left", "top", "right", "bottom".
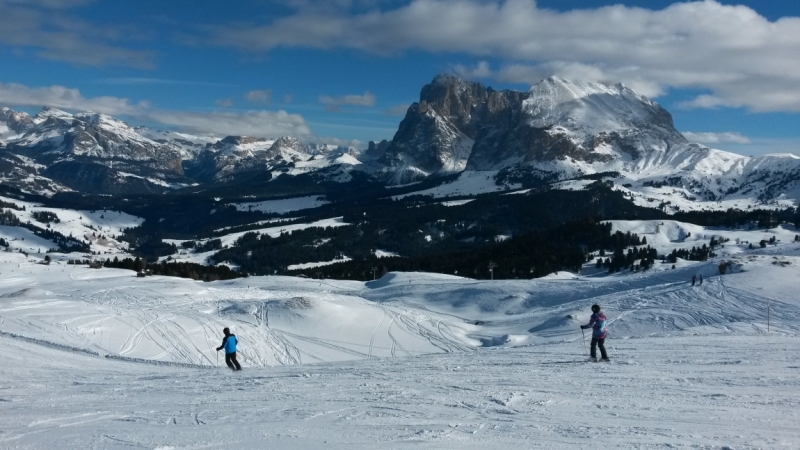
{"left": 164, "top": 217, "right": 350, "bottom": 249}
{"left": 287, "top": 256, "right": 352, "bottom": 270}
{"left": 2, "top": 226, "right": 800, "bottom": 448}
{"left": 440, "top": 199, "right": 475, "bottom": 207}
{"left": 232, "top": 196, "right": 329, "bottom": 214}
{"left": 393, "top": 171, "right": 519, "bottom": 199}
{"left": 374, "top": 249, "right": 399, "bottom": 258}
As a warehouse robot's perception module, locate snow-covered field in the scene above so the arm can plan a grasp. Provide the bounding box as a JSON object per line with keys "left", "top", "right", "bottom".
{"left": 163, "top": 216, "right": 350, "bottom": 250}
{"left": 0, "top": 195, "right": 142, "bottom": 255}
{"left": 2, "top": 226, "right": 800, "bottom": 448}
{"left": 393, "top": 171, "right": 519, "bottom": 200}
{"left": 232, "top": 195, "right": 329, "bottom": 214}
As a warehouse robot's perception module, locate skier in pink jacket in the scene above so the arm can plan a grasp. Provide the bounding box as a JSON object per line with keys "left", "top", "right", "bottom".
{"left": 581, "top": 304, "right": 609, "bottom": 362}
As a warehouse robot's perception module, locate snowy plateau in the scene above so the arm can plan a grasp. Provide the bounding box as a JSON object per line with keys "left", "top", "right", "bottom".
{"left": 1, "top": 220, "right": 799, "bottom": 448}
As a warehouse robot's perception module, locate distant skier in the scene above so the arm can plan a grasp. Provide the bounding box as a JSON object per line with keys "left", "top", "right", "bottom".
{"left": 691, "top": 275, "right": 696, "bottom": 286}
{"left": 216, "top": 327, "right": 241, "bottom": 371}
{"left": 581, "top": 304, "right": 609, "bottom": 362}
{"left": 698, "top": 274, "right": 703, "bottom": 285}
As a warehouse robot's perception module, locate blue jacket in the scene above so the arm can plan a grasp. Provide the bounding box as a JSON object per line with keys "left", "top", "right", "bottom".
{"left": 219, "top": 335, "right": 238, "bottom": 354}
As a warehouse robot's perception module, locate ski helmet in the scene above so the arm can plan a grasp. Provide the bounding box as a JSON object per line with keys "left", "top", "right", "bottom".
{"left": 591, "top": 304, "right": 600, "bottom": 312}
{"left": 223, "top": 327, "right": 230, "bottom": 335}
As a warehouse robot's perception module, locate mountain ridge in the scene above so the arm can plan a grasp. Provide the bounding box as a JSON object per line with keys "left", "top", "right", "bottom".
{"left": 1, "top": 74, "right": 800, "bottom": 211}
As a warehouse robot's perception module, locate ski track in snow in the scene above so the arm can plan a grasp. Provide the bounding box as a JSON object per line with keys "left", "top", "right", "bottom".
{"left": 1, "top": 241, "right": 800, "bottom": 447}
{"left": 2, "top": 334, "right": 799, "bottom": 448}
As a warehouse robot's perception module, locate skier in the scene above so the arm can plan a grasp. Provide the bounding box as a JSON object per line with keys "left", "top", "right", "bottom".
{"left": 691, "top": 275, "right": 696, "bottom": 286}
{"left": 581, "top": 304, "right": 609, "bottom": 362}
{"left": 216, "top": 327, "right": 242, "bottom": 371}
{"left": 698, "top": 274, "right": 703, "bottom": 285}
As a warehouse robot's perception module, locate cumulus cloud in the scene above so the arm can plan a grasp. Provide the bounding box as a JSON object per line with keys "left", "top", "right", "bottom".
{"left": 245, "top": 89, "right": 273, "bottom": 104}
{"left": 0, "top": 82, "right": 144, "bottom": 115}
{"left": 147, "top": 109, "right": 311, "bottom": 138}
{"left": 682, "top": 131, "right": 752, "bottom": 145}
{"left": 0, "top": 81, "right": 312, "bottom": 138}
{"left": 210, "top": 0, "right": 800, "bottom": 112}
{"left": 319, "top": 91, "right": 376, "bottom": 111}
{"left": 0, "top": 0, "right": 153, "bottom": 68}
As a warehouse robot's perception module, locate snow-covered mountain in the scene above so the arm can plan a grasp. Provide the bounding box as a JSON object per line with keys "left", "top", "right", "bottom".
{"left": 0, "top": 107, "right": 188, "bottom": 194}
{"left": 184, "top": 135, "right": 361, "bottom": 182}
{"left": 374, "top": 74, "right": 800, "bottom": 210}
{"left": 2, "top": 75, "right": 800, "bottom": 210}
{"left": 133, "top": 126, "right": 219, "bottom": 161}
{"left": 0, "top": 107, "right": 360, "bottom": 194}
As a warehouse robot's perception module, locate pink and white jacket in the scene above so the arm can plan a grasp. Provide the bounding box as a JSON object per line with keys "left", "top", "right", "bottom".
{"left": 586, "top": 312, "right": 607, "bottom": 339}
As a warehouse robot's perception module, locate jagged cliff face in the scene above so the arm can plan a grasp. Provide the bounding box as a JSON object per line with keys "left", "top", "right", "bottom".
{"left": 378, "top": 74, "right": 689, "bottom": 183}
{"left": 378, "top": 74, "right": 523, "bottom": 183}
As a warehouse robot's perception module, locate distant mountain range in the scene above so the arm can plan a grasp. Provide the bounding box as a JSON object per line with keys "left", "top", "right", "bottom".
{"left": 2, "top": 75, "right": 800, "bottom": 211}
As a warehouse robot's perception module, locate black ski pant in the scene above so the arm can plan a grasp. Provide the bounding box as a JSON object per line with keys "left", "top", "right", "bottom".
{"left": 225, "top": 352, "right": 242, "bottom": 370}
{"left": 590, "top": 337, "right": 608, "bottom": 359}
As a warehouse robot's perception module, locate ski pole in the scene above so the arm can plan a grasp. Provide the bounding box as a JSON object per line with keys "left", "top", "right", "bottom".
{"left": 580, "top": 328, "right": 587, "bottom": 355}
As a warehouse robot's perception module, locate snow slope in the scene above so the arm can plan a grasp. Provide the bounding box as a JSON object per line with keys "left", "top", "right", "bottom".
{"left": 0, "top": 195, "right": 143, "bottom": 255}
{"left": 3, "top": 332, "right": 798, "bottom": 449}
{"left": 2, "top": 226, "right": 800, "bottom": 447}
{"left": 2, "top": 233, "right": 799, "bottom": 364}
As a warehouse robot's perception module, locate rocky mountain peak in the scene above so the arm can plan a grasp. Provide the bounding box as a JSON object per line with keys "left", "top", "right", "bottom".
{"left": 34, "top": 107, "right": 74, "bottom": 123}
{"left": 217, "top": 135, "right": 266, "bottom": 147}
{"left": 419, "top": 74, "right": 487, "bottom": 119}
{"left": 0, "top": 107, "right": 35, "bottom": 134}
{"left": 270, "top": 136, "right": 302, "bottom": 150}
{"left": 376, "top": 73, "right": 693, "bottom": 183}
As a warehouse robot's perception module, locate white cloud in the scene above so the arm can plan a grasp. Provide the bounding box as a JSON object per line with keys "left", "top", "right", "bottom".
{"left": 682, "top": 131, "right": 752, "bottom": 145}
{"left": 245, "top": 89, "right": 273, "bottom": 104}
{"left": 147, "top": 109, "right": 311, "bottom": 138}
{"left": 0, "top": 81, "right": 312, "bottom": 138}
{"left": 0, "top": 82, "right": 144, "bottom": 115}
{"left": 211, "top": 0, "right": 800, "bottom": 112}
{"left": 0, "top": 0, "right": 153, "bottom": 68}
{"left": 319, "top": 91, "right": 376, "bottom": 111}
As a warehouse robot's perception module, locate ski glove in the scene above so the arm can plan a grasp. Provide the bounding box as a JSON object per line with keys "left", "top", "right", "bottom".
{"left": 580, "top": 325, "right": 589, "bottom": 329}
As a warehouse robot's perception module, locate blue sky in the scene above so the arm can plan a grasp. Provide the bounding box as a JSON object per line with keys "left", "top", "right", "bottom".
{"left": 1, "top": 0, "right": 798, "bottom": 155}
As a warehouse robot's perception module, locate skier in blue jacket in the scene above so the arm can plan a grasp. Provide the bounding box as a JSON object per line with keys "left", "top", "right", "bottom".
{"left": 216, "top": 327, "right": 241, "bottom": 370}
